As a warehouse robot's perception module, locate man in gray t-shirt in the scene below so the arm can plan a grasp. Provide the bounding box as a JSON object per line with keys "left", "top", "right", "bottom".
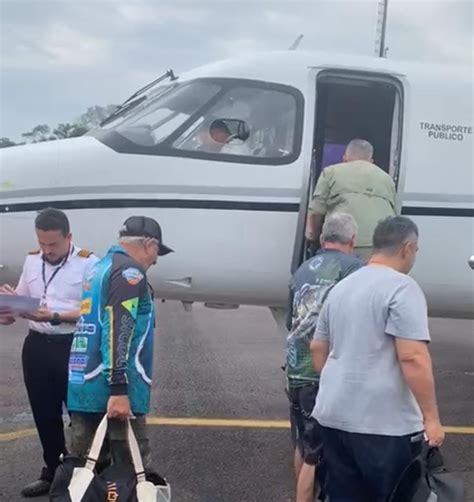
{"left": 311, "top": 216, "right": 444, "bottom": 502}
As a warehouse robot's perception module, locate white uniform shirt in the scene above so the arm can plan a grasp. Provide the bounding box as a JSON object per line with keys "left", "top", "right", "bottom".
{"left": 15, "top": 245, "right": 99, "bottom": 334}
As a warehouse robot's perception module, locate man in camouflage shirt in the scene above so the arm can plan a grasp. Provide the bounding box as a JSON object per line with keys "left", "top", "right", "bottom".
{"left": 287, "top": 213, "right": 363, "bottom": 502}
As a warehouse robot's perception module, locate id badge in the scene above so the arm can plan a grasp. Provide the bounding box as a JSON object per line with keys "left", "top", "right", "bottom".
{"left": 39, "top": 294, "right": 48, "bottom": 308}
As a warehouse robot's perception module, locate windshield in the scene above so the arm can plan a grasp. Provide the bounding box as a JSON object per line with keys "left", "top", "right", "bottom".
{"left": 93, "top": 78, "right": 304, "bottom": 165}
{"left": 110, "top": 82, "right": 221, "bottom": 146}
{"left": 100, "top": 84, "right": 178, "bottom": 130}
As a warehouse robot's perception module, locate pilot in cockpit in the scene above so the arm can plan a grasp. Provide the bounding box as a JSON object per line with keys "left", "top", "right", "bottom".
{"left": 195, "top": 119, "right": 252, "bottom": 156}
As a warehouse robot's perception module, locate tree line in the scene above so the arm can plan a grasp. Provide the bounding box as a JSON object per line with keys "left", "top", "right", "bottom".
{"left": 0, "top": 104, "right": 118, "bottom": 149}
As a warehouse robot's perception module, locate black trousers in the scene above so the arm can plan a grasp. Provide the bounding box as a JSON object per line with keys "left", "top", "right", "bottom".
{"left": 320, "top": 426, "right": 423, "bottom": 502}
{"left": 22, "top": 330, "right": 74, "bottom": 475}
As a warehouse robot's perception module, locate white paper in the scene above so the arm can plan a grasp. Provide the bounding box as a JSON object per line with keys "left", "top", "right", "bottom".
{"left": 0, "top": 294, "right": 40, "bottom": 315}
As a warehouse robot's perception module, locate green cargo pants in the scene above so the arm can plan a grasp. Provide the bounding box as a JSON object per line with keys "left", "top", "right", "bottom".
{"left": 70, "top": 412, "right": 152, "bottom": 470}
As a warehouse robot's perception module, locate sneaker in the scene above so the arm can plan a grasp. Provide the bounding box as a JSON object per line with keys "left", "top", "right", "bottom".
{"left": 21, "top": 467, "right": 53, "bottom": 498}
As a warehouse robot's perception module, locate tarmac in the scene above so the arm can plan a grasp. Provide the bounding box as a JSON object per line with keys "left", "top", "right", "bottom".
{"left": 1, "top": 302, "right": 473, "bottom": 501}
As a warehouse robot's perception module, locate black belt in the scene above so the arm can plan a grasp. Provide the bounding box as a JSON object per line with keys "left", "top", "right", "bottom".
{"left": 29, "top": 329, "right": 74, "bottom": 343}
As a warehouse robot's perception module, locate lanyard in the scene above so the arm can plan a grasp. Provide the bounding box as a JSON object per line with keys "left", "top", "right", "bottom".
{"left": 41, "top": 246, "right": 72, "bottom": 304}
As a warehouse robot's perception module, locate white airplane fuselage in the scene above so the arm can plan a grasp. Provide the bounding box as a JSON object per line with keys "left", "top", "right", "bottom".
{"left": 0, "top": 51, "right": 473, "bottom": 318}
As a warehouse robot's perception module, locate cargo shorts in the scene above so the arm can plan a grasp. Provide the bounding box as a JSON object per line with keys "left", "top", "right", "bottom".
{"left": 287, "top": 383, "right": 322, "bottom": 466}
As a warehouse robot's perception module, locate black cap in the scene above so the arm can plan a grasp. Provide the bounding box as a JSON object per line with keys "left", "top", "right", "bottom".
{"left": 120, "top": 216, "right": 174, "bottom": 256}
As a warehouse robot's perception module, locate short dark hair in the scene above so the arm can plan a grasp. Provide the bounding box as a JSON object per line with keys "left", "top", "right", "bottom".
{"left": 35, "top": 208, "right": 70, "bottom": 236}
{"left": 210, "top": 119, "right": 230, "bottom": 135}
{"left": 373, "top": 216, "right": 418, "bottom": 253}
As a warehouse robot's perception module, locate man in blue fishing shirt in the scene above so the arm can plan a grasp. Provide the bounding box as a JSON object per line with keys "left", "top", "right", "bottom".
{"left": 68, "top": 216, "right": 173, "bottom": 473}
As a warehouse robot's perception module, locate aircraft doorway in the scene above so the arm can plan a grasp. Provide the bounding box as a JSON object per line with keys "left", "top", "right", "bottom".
{"left": 313, "top": 71, "right": 403, "bottom": 180}
{"left": 299, "top": 71, "right": 404, "bottom": 265}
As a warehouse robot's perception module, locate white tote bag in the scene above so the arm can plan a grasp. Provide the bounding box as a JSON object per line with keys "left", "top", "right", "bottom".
{"left": 53, "top": 414, "right": 171, "bottom": 502}
{"left": 127, "top": 416, "right": 172, "bottom": 502}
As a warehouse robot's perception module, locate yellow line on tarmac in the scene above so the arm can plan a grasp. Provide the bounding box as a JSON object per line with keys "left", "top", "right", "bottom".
{"left": 1, "top": 419, "right": 474, "bottom": 443}
{"left": 443, "top": 426, "right": 474, "bottom": 435}
{"left": 147, "top": 418, "right": 474, "bottom": 435}
{"left": 0, "top": 428, "right": 36, "bottom": 441}
{"left": 146, "top": 417, "right": 290, "bottom": 429}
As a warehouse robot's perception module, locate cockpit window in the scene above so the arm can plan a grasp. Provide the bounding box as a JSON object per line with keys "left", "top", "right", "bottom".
{"left": 172, "top": 86, "right": 297, "bottom": 159}
{"left": 91, "top": 78, "right": 304, "bottom": 166}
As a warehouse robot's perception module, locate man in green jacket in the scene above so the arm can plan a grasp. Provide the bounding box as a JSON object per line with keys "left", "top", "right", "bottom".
{"left": 306, "top": 139, "right": 397, "bottom": 260}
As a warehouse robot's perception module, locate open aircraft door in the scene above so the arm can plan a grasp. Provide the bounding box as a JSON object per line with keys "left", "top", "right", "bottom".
{"left": 292, "top": 68, "right": 405, "bottom": 272}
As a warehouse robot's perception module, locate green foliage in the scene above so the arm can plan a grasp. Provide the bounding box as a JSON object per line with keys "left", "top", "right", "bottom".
{"left": 53, "top": 123, "right": 89, "bottom": 139}
{"left": 77, "top": 105, "right": 118, "bottom": 128}
{"left": 1, "top": 104, "right": 118, "bottom": 148}
{"left": 21, "top": 124, "right": 51, "bottom": 142}
{"left": 0, "top": 137, "right": 17, "bottom": 148}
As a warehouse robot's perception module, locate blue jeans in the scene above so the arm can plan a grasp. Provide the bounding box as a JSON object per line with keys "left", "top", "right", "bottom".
{"left": 320, "top": 426, "right": 423, "bottom": 502}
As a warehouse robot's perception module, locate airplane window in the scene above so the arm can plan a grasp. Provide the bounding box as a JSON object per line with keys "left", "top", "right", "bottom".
{"left": 99, "top": 84, "right": 175, "bottom": 130}
{"left": 114, "top": 81, "right": 222, "bottom": 147}
{"left": 172, "top": 86, "right": 297, "bottom": 159}
{"left": 91, "top": 78, "right": 304, "bottom": 165}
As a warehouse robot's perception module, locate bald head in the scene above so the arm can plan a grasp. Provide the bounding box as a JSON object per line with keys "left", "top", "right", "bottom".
{"left": 344, "top": 139, "right": 374, "bottom": 162}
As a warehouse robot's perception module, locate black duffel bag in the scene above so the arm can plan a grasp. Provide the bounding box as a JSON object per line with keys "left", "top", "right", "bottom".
{"left": 49, "top": 415, "right": 171, "bottom": 502}
{"left": 389, "top": 444, "right": 464, "bottom": 502}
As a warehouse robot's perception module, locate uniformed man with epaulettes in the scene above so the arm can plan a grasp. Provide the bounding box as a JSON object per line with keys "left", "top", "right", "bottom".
{"left": 0, "top": 208, "right": 99, "bottom": 498}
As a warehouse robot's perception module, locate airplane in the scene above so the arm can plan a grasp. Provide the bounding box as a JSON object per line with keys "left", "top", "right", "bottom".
{"left": 0, "top": 50, "right": 473, "bottom": 326}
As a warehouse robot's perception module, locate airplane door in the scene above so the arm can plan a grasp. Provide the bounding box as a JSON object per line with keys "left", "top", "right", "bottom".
{"left": 291, "top": 70, "right": 404, "bottom": 270}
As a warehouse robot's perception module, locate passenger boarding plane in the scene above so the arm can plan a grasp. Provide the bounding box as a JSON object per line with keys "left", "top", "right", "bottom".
{"left": 0, "top": 51, "right": 473, "bottom": 322}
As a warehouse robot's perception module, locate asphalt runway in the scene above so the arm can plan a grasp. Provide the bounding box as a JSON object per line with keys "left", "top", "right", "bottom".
{"left": 1, "top": 302, "right": 473, "bottom": 501}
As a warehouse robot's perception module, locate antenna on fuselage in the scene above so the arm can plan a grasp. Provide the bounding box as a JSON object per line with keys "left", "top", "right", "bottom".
{"left": 374, "top": 0, "right": 389, "bottom": 57}
{"left": 288, "top": 34, "right": 304, "bottom": 51}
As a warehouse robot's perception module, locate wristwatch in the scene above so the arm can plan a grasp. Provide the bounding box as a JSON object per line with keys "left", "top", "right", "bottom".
{"left": 50, "top": 312, "right": 62, "bottom": 326}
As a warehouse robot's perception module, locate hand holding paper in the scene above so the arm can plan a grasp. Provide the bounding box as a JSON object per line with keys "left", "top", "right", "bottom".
{"left": 0, "top": 294, "right": 41, "bottom": 316}
{"left": 0, "top": 315, "right": 15, "bottom": 325}
{"left": 0, "top": 284, "right": 17, "bottom": 295}
{"left": 0, "top": 288, "right": 18, "bottom": 324}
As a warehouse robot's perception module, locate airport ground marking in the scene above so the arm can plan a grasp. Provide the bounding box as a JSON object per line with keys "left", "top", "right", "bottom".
{"left": 442, "top": 426, "right": 474, "bottom": 435}
{"left": 146, "top": 417, "right": 290, "bottom": 428}
{"left": 0, "top": 427, "right": 36, "bottom": 441}
{"left": 1, "top": 419, "right": 474, "bottom": 442}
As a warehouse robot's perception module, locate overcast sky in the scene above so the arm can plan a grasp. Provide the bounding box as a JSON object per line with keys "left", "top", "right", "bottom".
{"left": 0, "top": 0, "right": 472, "bottom": 141}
